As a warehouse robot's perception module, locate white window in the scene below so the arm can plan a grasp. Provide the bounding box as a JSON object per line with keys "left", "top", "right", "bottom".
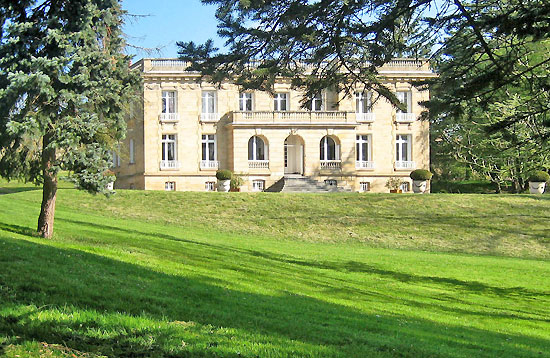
{"left": 325, "top": 179, "right": 337, "bottom": 186}
{"left": 356, "top": 91, "right": 372, "bottom": 113}
{"left": 205, "top": 181, "right": 215, "bottom": 191}
{"left": 360, "top": 182, "right": 370, "bottom": 192}
{"left": 396, "top": 91, "right": 412, "bottom": 113}
{"left": 356, "top": 135, "right": 371, "bottom": 162}
{"left": 202, "top": 91, "right": 216, "bottom": 114}
{"left": 165, "top": 181, "right": 176, "bottom": 191}
{"left": 202, "top": 134, "right": 216, "bottom": 161}
{"left": 162, "top": 134, "right": 177, "bottom": 161}
{"left": 400, "top": 182, "right": 410, "bottom": 192}
{"left": 320, "top": 136, "right": 339, "bottom": 161}
{"left": 274, "top": 93, "right": 288, "bottom": 111}
{"left": 162, "top": 91, "right": 177, "bottom": 113}
{"left": 396, "top": 134, "right": 412, "bottom": 162}
{"left": 309, "top": 92, "right": 323, "bottom": 111}
{"left": 248, "top": 136, "right": 267, "bottom": 160}
{"left": 252, "top": 180, "right": 265, "bottom": 191}
{"left": 129, "top": 139, "right": 135, "bottom": 164}
{"left": 239, "top": 92, "right": 253, "bottom": 111}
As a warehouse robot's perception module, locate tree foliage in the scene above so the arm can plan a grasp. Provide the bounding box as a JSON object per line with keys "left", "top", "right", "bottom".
{"left": 432, "top": 93, "right": 549, "bottom": 192}
{"left": 178, "top": 1, "right": 549, "bottom": 115}
{"left": 0, "top": 0, "right": 140, "bottom": 237}
{"left": 429, "top": 16, "right": 550, "bottom": 191}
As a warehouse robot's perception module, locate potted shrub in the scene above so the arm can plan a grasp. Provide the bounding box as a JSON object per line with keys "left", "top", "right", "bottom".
{"left": 216, "top": 169, "right": 232, "bottom": 192}
{"left": 385, "top": 177, "right": 404, "bottom": 193}
{"left": 410, "top": 169, "right": 433, "bottom": 194}
{"left": 230, "top": 174, "right": 244, "bottom": 192}
{"left": 104, "top": 170, "right": 116, "bottom": 191}
{"left": 528, "top": 170, "right": 550, "bottom": 194}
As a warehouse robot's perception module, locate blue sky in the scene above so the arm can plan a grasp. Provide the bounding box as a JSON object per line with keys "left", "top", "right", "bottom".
{"left": 121, "top": 0, "right": 224, "bottom": 60}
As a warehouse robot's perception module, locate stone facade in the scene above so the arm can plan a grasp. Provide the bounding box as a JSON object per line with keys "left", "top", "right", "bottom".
{"left": 113, "top": 58, "right": 436, "bottom": 192}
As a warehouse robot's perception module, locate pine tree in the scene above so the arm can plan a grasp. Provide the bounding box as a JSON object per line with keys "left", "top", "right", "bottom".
{"left": 0, "top": 0, "right": 140, "bottom": 238}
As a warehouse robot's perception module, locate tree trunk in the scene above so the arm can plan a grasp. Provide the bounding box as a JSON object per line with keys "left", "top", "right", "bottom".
{"left": 37, "top": 133, "right": 57, "bottom": 238}
{"left": 513, "top": 178, "right": 521, "bottom": 194}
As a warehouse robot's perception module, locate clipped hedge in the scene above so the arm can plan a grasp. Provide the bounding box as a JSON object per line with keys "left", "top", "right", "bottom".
{"left": 216, "top": 169, "right": 232, "bottom": 181}
{"left": 410, "top": 169, "right": 433, "bottom": 181}
{"left": 528, "top": 170, "right": 550, "bottom": 183}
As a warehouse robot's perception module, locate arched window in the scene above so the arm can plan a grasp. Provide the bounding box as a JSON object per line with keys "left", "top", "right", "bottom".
{"left": 320, "top": 136, "right": 339, "bottom": 161}
{"left": 248, "top": 136, "right": 267, "bottom": 160}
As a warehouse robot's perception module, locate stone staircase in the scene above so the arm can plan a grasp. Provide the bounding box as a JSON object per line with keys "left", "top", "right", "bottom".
{"left": 265, "top": 175, "right": 352, "bottom": 193}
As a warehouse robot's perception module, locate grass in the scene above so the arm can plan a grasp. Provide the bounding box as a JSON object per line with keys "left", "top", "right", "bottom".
{"left": 0, "top": 180, "right": 549, "bottom": 357}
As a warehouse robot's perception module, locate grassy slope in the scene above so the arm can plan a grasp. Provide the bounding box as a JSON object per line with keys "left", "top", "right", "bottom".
{"left": 0, "top": 182, "right": 549, "bottom": 357}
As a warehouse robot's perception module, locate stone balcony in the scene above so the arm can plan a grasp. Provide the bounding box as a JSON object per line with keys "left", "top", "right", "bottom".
{"left": 231, "top": 111, "right": 356, "bottom": 127}
{"left": 395, "top": 161, "right": 416, "bottom": 170}
{"left": 160, "top": 160, "right": 181, "bottom": 170}
{"left": 395, "top": 113, "right": 416, "bottom": 123}
{"left": 200, "top": 160, "right": 219, "bottom": 170}
{"left": 159, "top": 113, "right": 179, "bottom": 123}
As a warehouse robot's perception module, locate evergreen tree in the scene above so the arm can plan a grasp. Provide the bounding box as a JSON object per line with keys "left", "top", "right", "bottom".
{"left": 0, "top": 0, "right": 140, "bottom": 238}
{"left": 430, "top": 35, "right": 550, "bottom": 191}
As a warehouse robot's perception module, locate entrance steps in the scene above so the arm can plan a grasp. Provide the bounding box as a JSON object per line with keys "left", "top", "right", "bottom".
{"left": 265, "top": 175, "right": 352, "bottom": 193}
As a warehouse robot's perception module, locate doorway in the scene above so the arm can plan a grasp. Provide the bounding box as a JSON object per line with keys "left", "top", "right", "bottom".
{"left": 284, "top": 135, "right": 304, "bottom": 175}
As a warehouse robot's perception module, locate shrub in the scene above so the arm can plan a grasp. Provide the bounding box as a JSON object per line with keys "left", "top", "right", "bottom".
{"left": 230, "top": 175, "right": 244, "bottom": 189}
{"left": 410, "top": 169, "right": 433, "bottom": 181}
{"left": 528, "top": 170, "right": 550, "bottom": 182}
{"left": 216, "top": 169, "right": 232, "bottom": 181}
{"left": 385, "top": 177, "right": 405, "bottom": 190}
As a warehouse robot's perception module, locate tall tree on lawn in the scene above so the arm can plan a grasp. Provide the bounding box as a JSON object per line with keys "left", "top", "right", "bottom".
{"left": 0, "top": 0, "right": 140, "bottom": 238}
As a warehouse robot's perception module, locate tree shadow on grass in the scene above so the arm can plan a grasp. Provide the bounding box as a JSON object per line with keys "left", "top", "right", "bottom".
{"left": 0, "top": 186, "right": 41, "bottom": 195}
{"left": 1, "top": 235, "right": 549, "bottom": 357}
{"left": 243, "top": 249, "right": 550, "bottom": 299}
{"left": 56, "top": 217, "right": 550, "bottom": 301}
{"left": 0, "top": 222, "right": 37, "bottom": 237}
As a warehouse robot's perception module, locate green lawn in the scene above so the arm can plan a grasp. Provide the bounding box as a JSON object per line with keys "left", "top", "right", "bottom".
{"left": 0, "top": 181, "right": 549, "bottom": 357}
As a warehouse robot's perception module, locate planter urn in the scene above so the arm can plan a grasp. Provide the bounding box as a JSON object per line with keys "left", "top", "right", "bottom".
{"left": 529, "top": 182, "right": 546, "bottom": 194}
{"left": 218, "top": 179, "right": 231, "bottom": 192}
{"left": 412, "top": 180, "right": 428, "bottom": 194}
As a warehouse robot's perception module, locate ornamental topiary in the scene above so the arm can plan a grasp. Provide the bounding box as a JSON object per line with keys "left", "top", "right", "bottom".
{"left": 410, "top": 169, "right": 433, "bottom": 181}
{"left": 216, "top": 169, "right": 232, "bottom": 181}
{"left": 528, "top": 170, "right": 550, "bottom": 182}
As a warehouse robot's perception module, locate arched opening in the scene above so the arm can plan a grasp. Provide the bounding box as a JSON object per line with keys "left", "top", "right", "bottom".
{"left": 320, "top": 135, "right": 340, "bottom": 161}
{"left": 284, "top": 135, "right": 305, "bottom": 175}
{"left": 248, "top": 135, "right": 268, "bottom": 161}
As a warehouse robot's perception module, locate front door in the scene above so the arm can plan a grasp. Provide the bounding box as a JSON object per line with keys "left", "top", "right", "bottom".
{"left": 284, "top": 136, "right": 304, "bottom": 174}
